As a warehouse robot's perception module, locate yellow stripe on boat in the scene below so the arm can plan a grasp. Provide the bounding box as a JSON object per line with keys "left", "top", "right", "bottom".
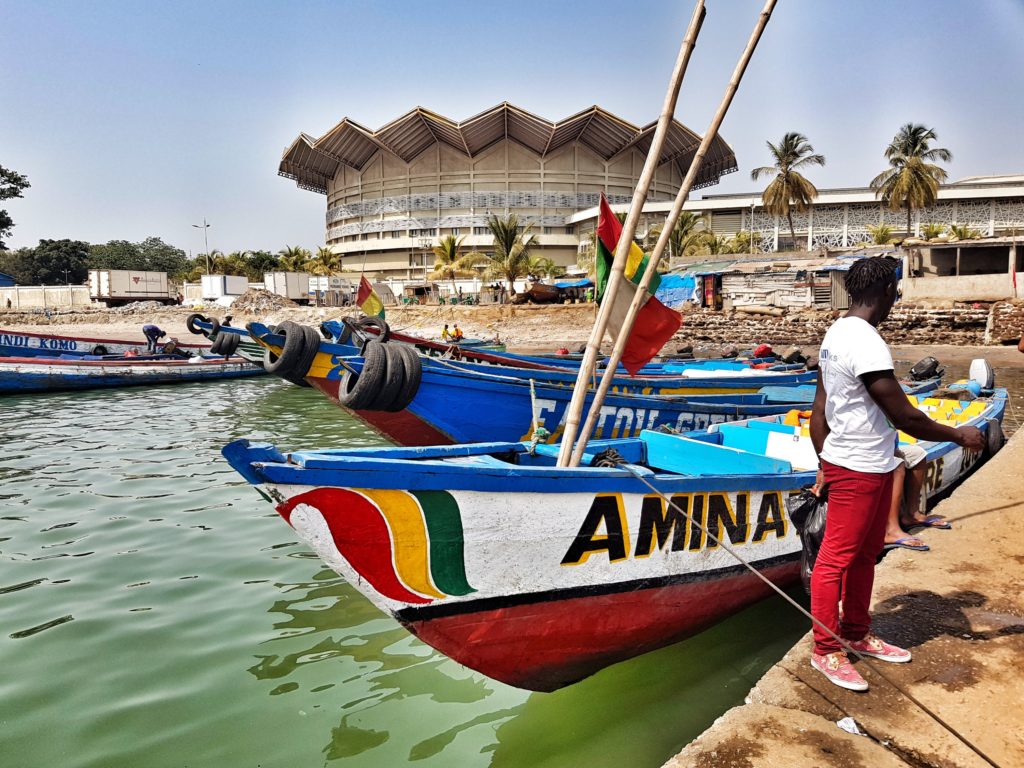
{"left": 361, "top": 489, "right": 445, "bottom": 599}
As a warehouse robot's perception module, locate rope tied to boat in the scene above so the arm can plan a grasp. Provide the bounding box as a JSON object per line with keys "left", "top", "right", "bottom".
{"left": 602, "top": 452, "right": 1001, "bottom": 768}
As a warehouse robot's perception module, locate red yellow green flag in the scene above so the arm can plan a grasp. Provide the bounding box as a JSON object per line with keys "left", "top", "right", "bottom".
{"left": 357, "top": 275, "right": 385, "bottom": 319}
{"left": 594, "top": 193, "right": 681, "bottom": 375}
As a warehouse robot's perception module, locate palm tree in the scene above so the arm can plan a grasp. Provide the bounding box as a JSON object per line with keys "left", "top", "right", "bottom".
{"left": 527, "top": 255, "right": 561, "bottom": 279}
{"left": 307, "top": 246, "right": 343, "bottom": 276}
{"left": 870, "top": 123, "right": 952, "bottom": 238}
{"left": 483, "top": 214, "right": 535, "bottom": 295}
{"left": 277, "top": 245, "right": 312, "bottom": 272}
{"left": 647, "top": 212, "right": 712, "bottom": 262}
{"left": 214, "top": 251, "right": 251, "bottom": 276}
{"left": 751, "top": 132, "right": 826, "bottom": 250}
{"left": 429, "top": 235, "right": 477, "bottom": 295}
{"left": 866, "top": 223, "right": 894, "bottom": 245}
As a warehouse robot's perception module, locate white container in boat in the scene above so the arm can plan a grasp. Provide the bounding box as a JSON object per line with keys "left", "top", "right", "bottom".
{"left": 968, "top": 358, "right": 994, "bottom": 389}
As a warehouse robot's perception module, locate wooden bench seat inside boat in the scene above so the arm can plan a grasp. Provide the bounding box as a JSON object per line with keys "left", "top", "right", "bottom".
{"left": 639, "top": 429, "right": 793, "bottom": 476}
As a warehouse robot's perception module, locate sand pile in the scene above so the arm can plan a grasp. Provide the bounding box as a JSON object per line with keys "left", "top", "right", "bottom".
{"left": 111, "top": 300, "right": 168, "bottom": 314}
{"left": 230, "top": 289, "right": 297, "bottom": 313}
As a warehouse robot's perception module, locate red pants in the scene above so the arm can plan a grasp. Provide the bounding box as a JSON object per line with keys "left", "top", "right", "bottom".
{"left": 810, "top": 459, "right": 894, "bottom": 655}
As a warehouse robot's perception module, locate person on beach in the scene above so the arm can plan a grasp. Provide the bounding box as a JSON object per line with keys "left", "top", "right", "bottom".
{"left": 451, "top": 324, "right": 464, "bottom": 342}
{"left": 809, "top": 255, "right": 985, "bottom": 692}
{"left": 142, "top": 323, "right": 166, "bottom": 353}
{"left": 441, "top": 324, "right": 451, "bottom": 342}
{"left": 882, "top": 444, "right": 950, "bottom": 552}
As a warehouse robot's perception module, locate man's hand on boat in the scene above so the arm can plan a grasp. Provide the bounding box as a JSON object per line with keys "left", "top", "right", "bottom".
{"left": 953, "top": 425, "right": 985, "bottom": 451}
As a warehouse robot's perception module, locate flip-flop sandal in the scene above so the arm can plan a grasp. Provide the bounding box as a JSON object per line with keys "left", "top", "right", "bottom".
{"left": 908, "top": 515, "right": 952, "bottom": 530}
{"left": 884, "top": 537, "right": 930, "bottom": 552}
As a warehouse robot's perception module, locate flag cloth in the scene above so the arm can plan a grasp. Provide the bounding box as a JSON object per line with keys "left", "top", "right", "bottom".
{"left": 357, "top": 275, "right": 385, "bottom": 319}
{"left": 595, "top": 193, "right": 681, "bottom": 375}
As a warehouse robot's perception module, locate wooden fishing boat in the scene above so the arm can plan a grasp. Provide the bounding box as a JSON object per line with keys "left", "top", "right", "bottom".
{"left": 0, "top": 327, "right": 210, "bottom": 358}
{"left": 0, "top": 353, "right": 265, "bottom": 394}
{"left": 223, "top": 388, "right": 1007, "bottom": 691}
{"left": 293, "top": 350, "right": 939, "bottom": 446}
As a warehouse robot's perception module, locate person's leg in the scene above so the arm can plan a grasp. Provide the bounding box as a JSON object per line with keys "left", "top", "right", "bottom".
{"left": 810, "top": 462, "right": 885, "bottom": 655}
{"left": 883, "top": 461, "right": 927, "bottom": 549}
{"left": 838, "top": 469, "right": 894, "bottom": 642}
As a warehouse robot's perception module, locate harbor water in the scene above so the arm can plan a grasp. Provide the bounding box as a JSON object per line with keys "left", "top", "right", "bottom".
{"left": 1, "top": 353, "right": 1019, "bottom": 768}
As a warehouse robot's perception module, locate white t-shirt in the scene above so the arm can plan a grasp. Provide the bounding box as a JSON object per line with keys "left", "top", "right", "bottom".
{"left": 818, "top": 316, "right": 900, "bottom": 473}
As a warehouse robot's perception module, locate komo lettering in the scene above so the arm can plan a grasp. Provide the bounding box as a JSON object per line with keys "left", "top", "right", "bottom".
{"left": 561, "top": 491, "right": 789, "bottom": 566}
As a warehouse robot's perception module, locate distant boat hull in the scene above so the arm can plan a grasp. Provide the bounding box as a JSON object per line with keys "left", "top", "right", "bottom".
{"left": 0, "top": 328, "right": 210, "bottom": 358}
{"left": 0, "top": 355, "right": 265, "bottom": 394}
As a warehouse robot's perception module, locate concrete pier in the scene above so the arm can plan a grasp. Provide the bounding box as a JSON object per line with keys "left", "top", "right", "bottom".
{"left": 666, "top": 432, "right": 1024, "bottom": 768}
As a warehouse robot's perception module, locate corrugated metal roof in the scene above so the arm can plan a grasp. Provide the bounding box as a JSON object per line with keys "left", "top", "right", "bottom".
{"left": 279, "top": 103, "right": 737, "bottom": 194}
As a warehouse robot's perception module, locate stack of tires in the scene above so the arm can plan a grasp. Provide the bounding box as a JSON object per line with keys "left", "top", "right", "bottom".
{"left": 262, "top": 319, "right": 422, "bottom": 411}
{"left": 187, "top": 313, "right": 240, "bottom": 357}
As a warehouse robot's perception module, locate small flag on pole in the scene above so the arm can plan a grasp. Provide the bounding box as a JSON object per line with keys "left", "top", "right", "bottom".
{"left": 357, "top": 275, "right": 385, "bottom": 319}
{"left": 595, "top": 193, "right": 681, "bottom": 375}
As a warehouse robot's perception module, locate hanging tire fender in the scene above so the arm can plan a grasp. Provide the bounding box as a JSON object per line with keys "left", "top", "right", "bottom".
{"left": 186, "top": 313, "right": 208, "bottom": 335}
{"left": 283, "top": 326, "right": 321, "bottom": 387}
{"left": 365, "top": 343, "right": 406, "bottom": 411}
{"left": 356, "top": 315, "right": 390, "bottom": 343}
{"left": 985, "top": 418, "right": 1004, "bottom": 457}
{"left": 263, "top": 321, "right": 306, "bottom": 378}
{"left": 386, "top": 344, "right": 423, "bottom": 412}
{"left": 338, "top": 340, "right": 388, "bottom": 410}
{"left": 91, "top": 345, "right": 109, "bottom": 356}
{"left": 216, "top": 332, "right": 240, "bottom": 357}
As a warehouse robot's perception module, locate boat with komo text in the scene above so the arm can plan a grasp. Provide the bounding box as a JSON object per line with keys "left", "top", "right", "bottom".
{"left": 223, "top": 387, "right": 1006, "bottom": 691}
{"left": 0, "top": 353, "right": 265, "bottom": 394}
{"left": 0, "top": 327, "right": 210, "bottom": 358}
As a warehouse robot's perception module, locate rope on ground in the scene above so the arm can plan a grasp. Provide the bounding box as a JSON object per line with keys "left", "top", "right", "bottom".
{"left": 600, "top": 451, "right": 1001, "bottom": 768}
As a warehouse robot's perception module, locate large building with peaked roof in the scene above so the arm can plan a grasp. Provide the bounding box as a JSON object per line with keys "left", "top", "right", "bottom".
{"left": 279, "top": 103, "right": 738, "bottom": 279}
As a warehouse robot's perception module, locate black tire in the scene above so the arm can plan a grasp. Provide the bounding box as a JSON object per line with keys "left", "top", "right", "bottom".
{"left": 336, "top": 318, "right": 355, "bottom": 344}
{"left": 186, "top": 313, "right": 208, "bottom": 335}
{"left": 365, "top": 343, "right": 405, "bottom": 411}
{"left": 338, "top": 340, "right": 387, "bottom": 410}
{"left": 207, "top": 318, "right": 221, "bottom": 337}
{"left": 386, "top": 343, "right": 423, "bottom": 412}
{"left": 356, "top": 315, "right": 390, "bottom": 343}
{"left": 263, "top": 321, "right": 306, "bottom": 378}
{"left": 91, "top": 345, "right": 108, "bottom": 356}
{"left": 213, "top": 332, "right": 240, "bottom": 357}
{"left": 283, "top": 325, "right": 320, "bottom": 387}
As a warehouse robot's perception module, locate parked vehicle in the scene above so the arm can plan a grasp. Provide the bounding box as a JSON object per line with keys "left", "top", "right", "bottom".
{"left": 263, "top": 272, "right": 310, "bottom": 304}
{"left": 89, "top": 270, "right": 174, "bottom": 306}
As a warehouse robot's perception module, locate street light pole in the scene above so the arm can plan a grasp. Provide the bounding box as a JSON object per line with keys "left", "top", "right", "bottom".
{"left": 418, "top": 237, "right": 432, "bottom": 302}
{"left": 192, "top": 219, "right": 211, "bottom": 274}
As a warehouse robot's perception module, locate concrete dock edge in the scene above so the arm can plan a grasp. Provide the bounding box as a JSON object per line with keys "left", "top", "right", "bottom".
{"left": 664, "top": 431, "right": 1024, "bottom": 768}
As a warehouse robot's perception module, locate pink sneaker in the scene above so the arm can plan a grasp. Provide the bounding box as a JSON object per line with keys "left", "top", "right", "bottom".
{"left": 846, "top": 633, "right": 912, "bottom": 663}
{"left": 811, "top": 651, "right": 868, "bottom": 691}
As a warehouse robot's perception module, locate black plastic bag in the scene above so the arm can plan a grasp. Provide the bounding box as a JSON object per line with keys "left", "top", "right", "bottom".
{"left": 785, "top": 486, "right": 828, "bottom": 595}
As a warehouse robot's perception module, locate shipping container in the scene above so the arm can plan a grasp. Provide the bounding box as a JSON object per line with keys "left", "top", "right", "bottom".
{"left": 201, "top": 274, "right": 249, "bottom": 299}
{"left": 263, "top": 272, "right": 310, "bottom": 303}
{"left": 89, "top": 270, "right": 173, "bottom": 306}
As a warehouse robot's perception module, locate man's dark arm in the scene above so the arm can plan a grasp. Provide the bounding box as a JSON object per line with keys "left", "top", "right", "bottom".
{"left": 809, "top": 375, "right": 829, "bottom": 457}
{"left": 861, "top": 370, "right": 985, "bottom": 449}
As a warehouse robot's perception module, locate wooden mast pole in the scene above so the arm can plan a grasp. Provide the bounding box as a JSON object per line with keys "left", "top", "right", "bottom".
{"left": 556, "top": 0, "right": 707, "bottom": 466}
{"left": 570, "top": 0, "right": 779, "bottom": 466}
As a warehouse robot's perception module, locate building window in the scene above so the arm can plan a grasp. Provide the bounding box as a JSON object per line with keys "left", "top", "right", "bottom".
{"left": 543, "top": 227, "right": 553, "bottom": 235}
{"left": 450, "top": 228, "right": 460, "bottom": 236}
{"left": 565, "top": 225, "right": 575, "bottom": 235}
{"left": 473, "top": 226, "right": 489, "bottom": 235}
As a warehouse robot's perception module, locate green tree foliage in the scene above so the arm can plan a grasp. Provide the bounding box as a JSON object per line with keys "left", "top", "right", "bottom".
{"left": 866, "top": 223, "right": 894, "bottom": 244}
{"left": 870, "top": 123, "right": 952, "bottom": 236}
{"left": 246, "top": 250, "right": 280, "bottom": 277}
{"left": 277, "top": 245, "right": 312, "bottom": 272}
{"left": 307, "top": 246, "right": 344, "bottom": 276}
{"left": 947, "top": 223, "right": 981, "bottom": 241}
{"left": 920, "top": 222, "right": 945, "bottom": 240}
{"left": 2, "top": 239, "right": 90, "bottom": 284}
{"left": 751, "top": 132, "right": 825, "bottom": 249}
{"left": 138, "top": 237, "right": 188, "bottom": 274}
{"left": 90, "top": 237, "right": 188, "bottom": 275}
{"left": 89, "top": 240, "right": 142, "bottom": 270}
{"left": 0, "top": 165, "right": 31, "bottom": 250}
{"left": 483, "top": 214, "right": 535, "bottom": 295}
{"left": 429, "top": 235, "right": 478, "bottom": 294}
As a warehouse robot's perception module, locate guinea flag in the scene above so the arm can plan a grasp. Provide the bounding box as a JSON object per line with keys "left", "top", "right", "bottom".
{"left": 595, "top": 193, "right": 681, "bottom": 375}
{"left": 358, "top": 275, "right": 385, "bottom": 319}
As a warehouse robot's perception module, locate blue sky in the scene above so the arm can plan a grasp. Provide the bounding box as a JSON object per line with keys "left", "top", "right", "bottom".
{"left": 2, "top": 0, "right": 1023, "bottom": 254}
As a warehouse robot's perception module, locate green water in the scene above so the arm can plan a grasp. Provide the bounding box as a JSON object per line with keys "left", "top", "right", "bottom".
{"left": 0, "top": 379, "right": 815, "bottom": 767}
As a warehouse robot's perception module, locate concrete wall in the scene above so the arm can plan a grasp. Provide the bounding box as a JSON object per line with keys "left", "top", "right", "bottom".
{"left": 0, "top": 285, "right": 92, "bottom": 309}
{"left": 901, "top": 272, "right": 1021, "bottom": 302}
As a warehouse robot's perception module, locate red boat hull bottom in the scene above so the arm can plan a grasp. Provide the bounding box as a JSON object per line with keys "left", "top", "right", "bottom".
{"left": 402, "top": 560, "right": 800, "bottom": 692}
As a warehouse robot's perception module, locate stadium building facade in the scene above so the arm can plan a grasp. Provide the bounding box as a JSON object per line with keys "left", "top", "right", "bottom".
{"left": 278, "top": 103, "right": 737, "bottom": 279}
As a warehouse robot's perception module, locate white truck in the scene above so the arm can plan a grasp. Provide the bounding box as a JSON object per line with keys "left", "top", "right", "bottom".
{"left": 201, "top": 274, "right": 249, "bottom": 300}
{"left": 264, "top": 272, "right": 310, "bottom": 304}
{"left": 89, "top": 269, "right": 175, "bottom": 306}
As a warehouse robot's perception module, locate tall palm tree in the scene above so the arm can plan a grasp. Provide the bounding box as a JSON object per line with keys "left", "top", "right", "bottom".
{"left": 429, "top": 235, "right": 477, "bottom": 295}
{"left": 751, "top": 132, "right": 826, "bottom": 249}
{"left": 277, "top": 245, "right": 312, "bottom": 272}
{"left": 647, "top": 211, "right": 711, "bottom": 262}
{"left": 870, "top": 123, "right": 952, "bottom": 237}
{"left": 527, "top": 255, "right": 560, "bottom": 279}
{"left": 307, "top": 246, "right": 343, "bottom": 276}
{"left": 483, "top": 214, "right": 535, "bottom": 296}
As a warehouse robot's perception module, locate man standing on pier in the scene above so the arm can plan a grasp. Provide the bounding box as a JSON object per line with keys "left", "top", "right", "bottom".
{"left": 809, "top": 255, "right": 985, "bottom": 691}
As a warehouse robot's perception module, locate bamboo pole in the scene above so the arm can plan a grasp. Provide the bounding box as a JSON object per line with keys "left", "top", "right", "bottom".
{"left": 569, "top": 0, "right": 778, "bottom": 466}
{"left": 556, "top": 0, "right": 707, "bottom": 466}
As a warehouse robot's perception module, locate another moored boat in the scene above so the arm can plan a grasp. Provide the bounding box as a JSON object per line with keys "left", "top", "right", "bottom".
{"left": 223, "top": 389, "right": 1006, "bottom": 691}
{"left": 0, "top": 327, "right": 210, "bottom": 358}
